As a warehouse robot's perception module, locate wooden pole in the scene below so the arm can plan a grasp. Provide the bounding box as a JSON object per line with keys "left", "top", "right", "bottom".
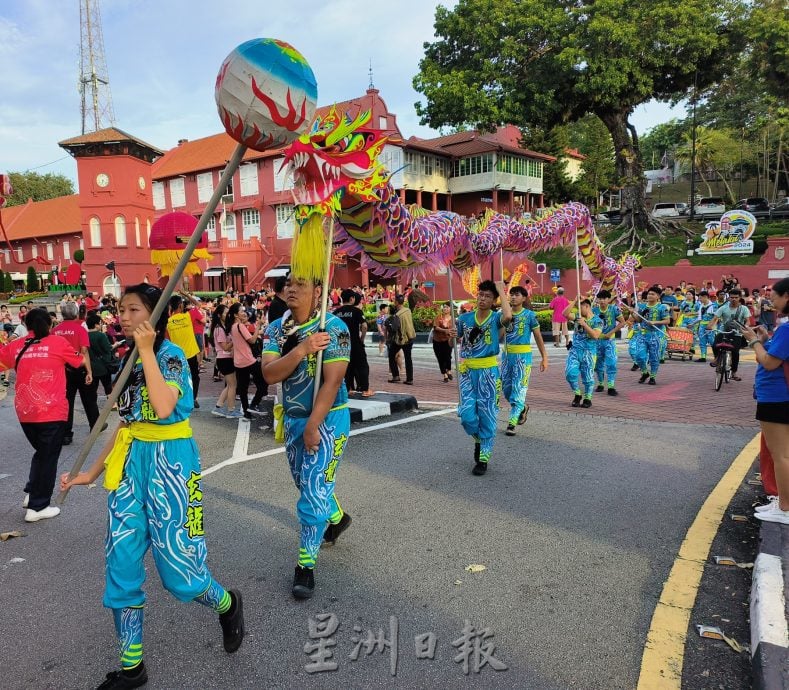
{"left": 312, "top": 216, "right": 335, "bottom": 405}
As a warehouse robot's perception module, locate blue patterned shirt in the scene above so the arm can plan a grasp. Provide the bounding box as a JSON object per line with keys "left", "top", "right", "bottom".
{"left": 456, "top": 310, "right": 504, "bottom": 359}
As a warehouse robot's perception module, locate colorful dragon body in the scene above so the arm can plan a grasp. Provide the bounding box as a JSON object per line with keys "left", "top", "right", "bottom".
{"left": 282, "top": 108, "right": 638, "bottom": 294}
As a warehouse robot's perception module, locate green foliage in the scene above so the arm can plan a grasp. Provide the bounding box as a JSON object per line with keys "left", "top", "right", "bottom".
{"left": 412, "top": 305, "right": 439, "bottom": 332}
{"left": 192, "top": 291, "right": 224, "bottom": 300}
{"left": 3, "top": 272, "right": 13, "bottom": 293}
{"left": 534, "top": 309, "right": 554, "bottom": 332}
{"left": 73, "top": 249, "right": 85, "bottom": 263}
{"left": 25, "top": 266, "right": 39, "bottom": 292}
{"left": 745, "top": 0, "right": 789, "bottom": 103}
{"left": 521, "top": 126, "right": 580, "bottom": 204}
{"left": 9, "top": 292, "right": 46, "bottom": 304}
{"left": 566, "top": 115, "right": 616, "bottom": 204}
{"left": 6, "top": 172, "right": 74, "bottom": 207}
{"left": 640, "top": 119, "right": 691, "bottom": 170}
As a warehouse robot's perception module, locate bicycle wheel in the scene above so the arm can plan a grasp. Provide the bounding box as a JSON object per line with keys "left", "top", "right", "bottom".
{"left": 723, "top": 351, "right": 732, "bottom": 384}
{"left": 715, "top": 357, "right": 724, "bottom": 391}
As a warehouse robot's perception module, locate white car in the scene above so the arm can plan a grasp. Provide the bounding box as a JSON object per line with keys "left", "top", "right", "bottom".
{"left": 651, "top": 202, "right": 684, "bottom": 218}
{"left": 695, "top": 197, "right": 726, "bottom": 217}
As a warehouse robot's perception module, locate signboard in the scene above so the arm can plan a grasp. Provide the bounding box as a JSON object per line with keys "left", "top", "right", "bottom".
{"left": 423, "top": 281, "right": 435, "bottom": 288}
{"left": 536, "top": 263, "right": 547, "bottom": 274}
{"left": 696, "top": 210, "right": 756, "bottom": 255}
{"left": 550, "top": 268, "right": 561, "bottom": 282}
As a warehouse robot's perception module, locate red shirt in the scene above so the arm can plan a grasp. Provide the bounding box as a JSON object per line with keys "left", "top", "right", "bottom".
{"left": 51, "top": 320, "right": 90, "bottom": 353}
{"left": 188, "top": 307, "right": 206, "bottom": 335}
{"left": 0, "top": 335, "right": 84, "bottom": 422}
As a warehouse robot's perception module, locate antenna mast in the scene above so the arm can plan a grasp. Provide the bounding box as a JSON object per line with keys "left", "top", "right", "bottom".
{"left": 79, "top": 0, "right": 115, "bottom": 134}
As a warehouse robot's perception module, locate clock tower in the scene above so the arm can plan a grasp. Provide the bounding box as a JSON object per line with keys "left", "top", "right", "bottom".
{"left": 59, "top": 127, "right": 163, "bottom": 295}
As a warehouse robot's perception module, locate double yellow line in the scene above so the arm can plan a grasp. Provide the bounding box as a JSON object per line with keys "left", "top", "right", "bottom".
{"left": 636, "top": 433, "right": 761, "bottom": 689}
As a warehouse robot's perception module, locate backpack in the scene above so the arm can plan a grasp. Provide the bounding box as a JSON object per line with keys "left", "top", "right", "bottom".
{"left": 384, "top": 314, "right": 400, "bottom": 343}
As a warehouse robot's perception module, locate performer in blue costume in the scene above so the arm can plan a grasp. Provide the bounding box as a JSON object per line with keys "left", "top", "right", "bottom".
{"left": 694, "top": 290, "right": 718, "bottom": 362}
{"left": 634, "top": 285, "right": 671, "bottom": 385}
{"left": 501, "top": 286, "right": 548, "bottom": 436}
{"left": 263, "top": 275, "right": 351, "bottom": 599}
{"left": 593, "top": 290, "right": 625, "bottom": 396}
{"left": 563, "top": 299, "right": 603, "bottom": 408}
{"left": 450, "top": 280, "right": 512, "bottom": 476}
{"left": 62, "top": 284, "right": 243, "bottom": 690}
{"left": 677, "top": 290, "right": 700, "bottom": 352}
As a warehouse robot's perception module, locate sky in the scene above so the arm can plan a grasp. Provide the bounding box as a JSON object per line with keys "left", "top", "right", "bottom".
{"left": 0, "top": 0, "right": 687, "bottom": 187}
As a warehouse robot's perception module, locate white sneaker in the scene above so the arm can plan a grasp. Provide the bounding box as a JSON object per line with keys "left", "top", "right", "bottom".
{"left": 24, "top": 506, "right": 61, "bottom": 522}
{"left": 755, "top": 496, "right": 779, "bottom": 513}
{"left": 754, "top": 503, "right": 789, "bottom": 524}
{"left": 22, "top": 493, "right": 29, "bottom": 508}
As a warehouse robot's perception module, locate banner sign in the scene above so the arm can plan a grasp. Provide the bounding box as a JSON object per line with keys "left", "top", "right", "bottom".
{"left": 696, "top": 210, "right": 756, "bottom": 255}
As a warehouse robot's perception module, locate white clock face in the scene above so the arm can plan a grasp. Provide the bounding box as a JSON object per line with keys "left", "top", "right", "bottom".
{"left": 96, "top": 173, "right": 109, "bottom": 188}
{"left": 138, "top": 176, "right": 146, "bottom": 190}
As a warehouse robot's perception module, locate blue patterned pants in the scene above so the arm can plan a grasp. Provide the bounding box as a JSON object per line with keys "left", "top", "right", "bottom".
{"left": 104, "top": 438, "right": 215, "bottom": 609}
{"left": 698, "top": 327, "right": 716, "bottom": 360}
{"left": 565, "top": 347, "right": 596, "bottom": 397}
{"left": 501, "top": 354, "right": 532, "bottom": 426}
{"left": 635, "top": 332, "right": 663, "bottom": 375}
{"left": 285, "top": 407, "right": 350, "bottom": 569}
{"left": 459, "top": 366, "right": 500, "bottom": 463}
{"left": 595, "top": 338, "right": 618, "bottom": 387}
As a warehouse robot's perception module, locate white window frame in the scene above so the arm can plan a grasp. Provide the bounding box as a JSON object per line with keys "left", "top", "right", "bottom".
{"left": 146, "top": 219, "right": 151, "bottom": 244}
{"left": 46, "top": 243, "right": 54, "bottom": 261}
{"left": 196, "top": 172, "right": 214, "bottom": 204}
{"left": 90, "top": 216, "right": 102, "bottom": 247}
{"left": 170, "top": 177, "right": 186, "bottom": 208}
{"left": 273, "top": 157, "right": 293, "bottom": 192}
{"left": 62, "top": 241, "right": 70, "bottom": 260}
{"left": 135, "top": 217, "right": 141, "bottom": 247}
{"left": 16, "top": 247, "right": 23, "bottom": 262}
{"left": 239, "top": 163, "right": 258, "bottom": 197}
{"left": 206, "top": 215, "right": 217, "bottom": 242}
{"left": 31, "top": 244, "right": 38, "bottom": 259}
{"left": 152, "top": 181, "right": 165, "bottom": 210}
{"left": 241, "top": 208, "right": 260, "bottom": 239}
{"left": 221, "top": 210, "right": 236, "bottom": 240}
{"left": 275, "top": 204, "right": 295, "bottom": 239}
{"left": 114, "top": 215, "right": 127, "bottom": 246}
{"left": 5, "top": 249, "right": 12, "bottom": 263}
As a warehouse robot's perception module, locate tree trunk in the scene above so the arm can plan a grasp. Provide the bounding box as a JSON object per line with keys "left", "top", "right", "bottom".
{"left": 598, "top": 109, "right": 668, "bottom": 254}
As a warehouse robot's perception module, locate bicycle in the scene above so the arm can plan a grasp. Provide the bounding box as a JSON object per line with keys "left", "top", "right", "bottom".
{"left": 712, "top": 330, "right": 739, "bottom": 391}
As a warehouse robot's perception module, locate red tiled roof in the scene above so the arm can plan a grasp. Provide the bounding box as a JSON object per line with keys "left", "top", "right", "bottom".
{"left": 564, "top": 148, "right": 587, "bottom": 160}
{"left": 0, "top": 195, "right": 81, "bottom": 240}
{"left": 406, "top": 129, "right": 556, "bottom": 163}
{"left": 59, "top": 127, "right": 163, "bottom": 155}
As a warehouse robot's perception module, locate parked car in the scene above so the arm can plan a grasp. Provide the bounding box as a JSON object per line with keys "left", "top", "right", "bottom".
{"left": 770, "top": 201, "right": 789, "bottom": 220}
{"left": 694, "top": 197, "right": 726, "bottom": 217}
{"left": 651, "top": 202, "right": 684, "bottom": 218}
{"left": 596, "top": 208, "right": 622, "bottom": 224}
{"left": 676, "top": 202, "right": 688, "bottom": 215}
{"left": 735, "top": 197, "right": 770, "bottom": 213}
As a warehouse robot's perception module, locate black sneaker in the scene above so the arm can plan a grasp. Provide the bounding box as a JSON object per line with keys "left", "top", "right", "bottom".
{"left": 323, "top": 513, "right": 352, "bottom": 545}
{"left": 97, "top": 663, "right": 148, "bottom": 689}
{"left": 505, "top": 424, "right": 516, "bottom": 436}
{"left": 474, "top": 442, "right": 481, "bottom": 462}
{"left": 607, "top": 388, "right": 618, "bottom": 396}
{"left": 517, "top": 405, "right": 528, "bottom": 425}
{"left": 595, "top": 384, "right": 604, "bottom": 392}
{"left": 648, "top": 377, "right": 656, "bottom": 385}
{"left": 659, "top": 359, "right": 665, "bottom": 364}
{"left": 630, "top": 364, "right": 639, "bottom": 371}
{"left": 697, "top": 358, "right": 706, "bottom": 363}
{"left": 571, "top": 394, "right": 582, "bottom": 407}
{"left": 472, "top": 461, "right": 487, "bottom": 476}
{"left": 62, "top": 435, "right": 73, "bottom": 446}
{"left": 193, "top": 401, "right": 200, "bottom": 409}
{"left": 581, "top": 398, "right": 592, "bottom": 408}
{"left": 219, "top": 589, "right": 245, "bottom": 653}
{"left": 638, "top": 373, "right": 649, "bottom": 384}
{"left": 292, "top": 566, "right": 315, "bottom": 599}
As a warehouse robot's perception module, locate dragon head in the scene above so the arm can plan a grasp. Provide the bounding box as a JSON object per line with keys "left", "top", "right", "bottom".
{"left": 281, "top": 107, "right": 388, "bottom": 212}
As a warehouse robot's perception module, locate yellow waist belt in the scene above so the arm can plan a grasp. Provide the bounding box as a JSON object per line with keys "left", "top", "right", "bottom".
{"left": 505, "top": 344, "right": 532, "bottom": 354}
{"left": 104, "top": 419, "right": 192, "bottom": 490}
{"left": 459, "top": 355, "right": 499, "bottom": 373}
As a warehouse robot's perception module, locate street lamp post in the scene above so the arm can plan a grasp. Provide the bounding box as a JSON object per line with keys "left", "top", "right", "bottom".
{"left": 689, "top": 70, "right": 698, "bottom": 221}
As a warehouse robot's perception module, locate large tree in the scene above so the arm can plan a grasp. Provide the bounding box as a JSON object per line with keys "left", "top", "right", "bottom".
{"left": 414, "top": 0, "right": 746, "bottom": 252}
{"left": 5, "top": 171, "right": 74, "bottom": 206}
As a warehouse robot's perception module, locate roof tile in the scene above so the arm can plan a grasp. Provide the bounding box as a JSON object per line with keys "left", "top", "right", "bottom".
{"left": 0, "top": 195, "right": 82, "bottom": 241}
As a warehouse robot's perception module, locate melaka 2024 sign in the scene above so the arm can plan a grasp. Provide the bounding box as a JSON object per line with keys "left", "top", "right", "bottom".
{"left": 696, "top": 210, "right": 756, "bottom": 255}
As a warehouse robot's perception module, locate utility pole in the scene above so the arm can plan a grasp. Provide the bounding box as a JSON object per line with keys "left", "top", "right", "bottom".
{"left": 689, "top": 70, "right": 698, "bottom": 220}
{"left": 79, "top": 0, "right": 115, "bottom": 133}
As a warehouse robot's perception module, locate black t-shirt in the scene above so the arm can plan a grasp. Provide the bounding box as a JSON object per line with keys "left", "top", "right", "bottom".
{"left": 333, "top": 305, "right": 366, "bottom": 347}
{"left": 267, "top": 295, "right": 288, "bottom": 324}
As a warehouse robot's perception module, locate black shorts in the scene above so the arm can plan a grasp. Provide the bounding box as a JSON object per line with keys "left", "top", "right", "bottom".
{"left": 756, "top": 402, "right": 789, "bottom": 425}
{"left": 216, "top": 358, "right": 235, "bottom": 376}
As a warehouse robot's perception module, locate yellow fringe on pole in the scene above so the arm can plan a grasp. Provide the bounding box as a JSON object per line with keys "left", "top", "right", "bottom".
{"left": 290, "top": 214, "right": 327, "bottom": 282}
{"left": 150, "top": 248, "right": 213, "bottom": 277}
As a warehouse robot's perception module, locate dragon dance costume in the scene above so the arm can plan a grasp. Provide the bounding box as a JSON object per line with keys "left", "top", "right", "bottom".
{"left": 677, "top": 298, "right": 701, "bottom": 348}
{"left": 104, "top": 340, "right": 232, "bottom": 672}
{"left": 264, "top": 311, "right": 350, "bottom": 570}
{"left": 565, "top": 314, "right": 604, "bottom": 399}
{"left": 501, "top": 307, "right": 539, "bottom": 426}
{"left": 695, "top": 301, "right": 718, "bottom": 361}
{"left": 634, "top": 302, "right": 670, "bottom": 376}
{"left": 593, "top": 304, "right": 622, "bottom": 390}
{"left": 456, "top": 309, "right": 504, "bottom": 465}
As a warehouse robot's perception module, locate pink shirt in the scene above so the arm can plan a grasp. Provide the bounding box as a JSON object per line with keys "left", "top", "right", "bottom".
{"left": 549, "top": 296, "right": 571, "bottom": 323}
{"left": 214, "top": 326, "right": 233, "bottom": 360}
{"left": 230, "top": 322, "right": 256, "bottom": 368}
{"left": 52, "top": 320, "right": 90, "bottom": 353}
{"left": 0, "top": 334, "right": 83, "bottom": 422}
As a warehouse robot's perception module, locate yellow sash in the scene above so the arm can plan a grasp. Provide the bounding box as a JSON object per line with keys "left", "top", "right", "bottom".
{"left": 505, "top": 344, "right": 532, "bottom": 354}
{"left": 459, "top": 355, "right": 499, "bottom": 374}
{"left": 103, "top": 419, "right": 192, "bottom": 490}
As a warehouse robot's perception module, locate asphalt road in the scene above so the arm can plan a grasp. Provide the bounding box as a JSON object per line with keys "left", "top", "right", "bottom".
{"left": 0, "top": 377, "right": 756, "bottom": 688}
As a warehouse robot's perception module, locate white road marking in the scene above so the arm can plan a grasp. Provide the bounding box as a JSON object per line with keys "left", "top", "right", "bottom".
{"left": 231, "top": 417, "right": 250, "bottom": 459}
{"left": 202, "top": 407, "right": 457, "bottom": 477}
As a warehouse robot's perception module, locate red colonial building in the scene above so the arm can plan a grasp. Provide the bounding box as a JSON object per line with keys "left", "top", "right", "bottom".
{"left": 0, "top": 89, "right": 554, "bottom": 295}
